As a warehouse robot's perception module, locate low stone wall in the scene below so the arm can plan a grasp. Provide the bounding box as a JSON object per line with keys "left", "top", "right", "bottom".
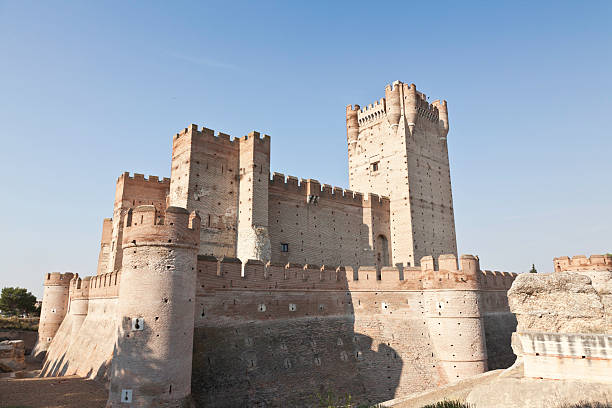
{"left": 508, "top": 256, "right": 612, "bottom": 383}
{"left": 0, "top": 340, "right": 26, "bottom": 372}
{"left": 0, "top": 331, "right": 38, "bottom": 355}
{"left": 518, "top": 332, "right": 612, "bottom": 382}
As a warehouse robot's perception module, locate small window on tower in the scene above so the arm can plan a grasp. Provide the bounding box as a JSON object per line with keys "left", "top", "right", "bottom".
{"left": 371, "top": 162, "right": 379, "bottom": 172}
{"left": 281, "top": 243, "right": 289, "bottom": 253}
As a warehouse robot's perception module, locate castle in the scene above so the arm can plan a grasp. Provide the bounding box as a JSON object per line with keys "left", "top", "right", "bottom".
{"left": 33, "top": 81, "right": 518, "bottom": 407}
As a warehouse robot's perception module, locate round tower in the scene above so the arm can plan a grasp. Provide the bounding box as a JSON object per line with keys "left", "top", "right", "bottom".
{"left": 107, "top": 205, "right": 200, "bottom": 408}
{"left": 346, "top": 104, "right": 360, "bottom": 144}
{"left": 385, "top": 81, "right": 401, "bottom": 126}
{"left": 432, "top": 99, "right": 449, "bottom": 139}
{"left": 69, "top": 275, "right": 90, "bottom": 340}
{"left": 423, "top": 254, "right": 488, "bottom": 383}
{"left": 403, "top": 83, "right": 419, "bottom": 135}
{"left": 33, "top": 272, "right": 74, "bottom": 359}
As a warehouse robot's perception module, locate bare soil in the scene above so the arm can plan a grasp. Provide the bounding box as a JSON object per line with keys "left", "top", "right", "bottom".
{"left": 0, "top": 375, "right": 107, "bottom": 408}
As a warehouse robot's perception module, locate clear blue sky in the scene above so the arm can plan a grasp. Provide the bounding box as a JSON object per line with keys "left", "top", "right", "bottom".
{"left": 1, "top": 1, "right": 610, "bottom": 297}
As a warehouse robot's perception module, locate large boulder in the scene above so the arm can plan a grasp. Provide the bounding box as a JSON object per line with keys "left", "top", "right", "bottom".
{"left": 508, "top": 271, "right": 610, "bottom": 333}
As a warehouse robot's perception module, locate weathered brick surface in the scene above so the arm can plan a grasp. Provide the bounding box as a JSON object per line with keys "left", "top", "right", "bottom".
{"left": 347, "top": 81, "right": 456, "bottom": 266}
{"left": 191, "top": 255, "right": 517, "bottom": 406}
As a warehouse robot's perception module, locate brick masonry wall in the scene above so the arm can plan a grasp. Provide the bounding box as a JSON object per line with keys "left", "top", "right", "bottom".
{"left": 106, "top": 173, "right": 170, "bottom": 274}
{"left": 40, "top": 297, "right": 119, "bottom": 379}
{"left": 190, "top": 256, "right": 517, "bottom": 407}
{"left": 347, "top": 81, "right": 457, "bottom": 267}
{"left": 169, "top": 125, "right": 240, "bottom": 259}
{"left": 192, "top": 290, "right": 442, "bottom": 407}
{"left": 268, "top": 176, "right": 391, "bottom": 269}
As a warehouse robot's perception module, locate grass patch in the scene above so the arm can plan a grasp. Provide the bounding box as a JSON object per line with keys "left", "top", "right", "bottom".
{"left": 557, "top": 403, "right": 612, "bottom": 408}
{"left": 421, "top": 402, "right": 471, "bottom": 408}
{"left": 0, "top": 317, "right": 39, "bottom": 331}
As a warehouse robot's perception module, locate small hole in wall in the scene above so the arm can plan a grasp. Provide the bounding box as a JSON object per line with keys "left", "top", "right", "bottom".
{"left": 169, "top": 385, "right": 172, "bottom": 394}
{"left": 163, "top": 298, "right": 169, "bottom": 303}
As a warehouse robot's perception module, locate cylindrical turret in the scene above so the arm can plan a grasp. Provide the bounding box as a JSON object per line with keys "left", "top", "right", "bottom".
{"left": 385, "top": 81, "right": 401, "bottom": 126}
{"left": 423, "top": 254, "right": 488, "bottom": 383}
{"left": 69, "top": 275, "right": 90, "bottom": 340}
{"left": 346, "top": 104, "right": 360, "bottom": 144}
{"left": 33, "top": 272, "right": 74, "bottom": 359}
{"left": 107, "top": 205, "right": 200, "bottom": 408}
{"left": 403, "top": 83, "right": 418, "bottom": 135}
{"left": 432, "top": 99, "right": 449, "bottom": 139}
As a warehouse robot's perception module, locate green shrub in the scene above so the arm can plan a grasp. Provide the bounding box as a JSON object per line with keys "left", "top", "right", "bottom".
{"left": 0, "top": 316, "right": 39, "bottom": 331}
{"left": 421, "top": 401, "right": 471, "bottom": 408}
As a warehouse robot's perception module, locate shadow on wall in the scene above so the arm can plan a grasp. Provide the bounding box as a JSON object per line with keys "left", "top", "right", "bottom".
{"left": 191, "top": 259, "right": 406, "bottom": 407}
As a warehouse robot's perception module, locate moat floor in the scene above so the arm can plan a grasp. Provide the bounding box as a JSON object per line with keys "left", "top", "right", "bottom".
{"left": 0, "top": 375, "right": 107, "bottom": 408}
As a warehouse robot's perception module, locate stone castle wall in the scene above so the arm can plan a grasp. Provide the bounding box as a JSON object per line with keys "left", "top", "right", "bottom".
{"left": 40, "top": 272, "right": 120, "bottom": 379}
{"left": 34, "top": 81, "right": 520, "bottom": 406}
{"left": 191, "top": 255, "right": 516, "bottom": 406}
{"left": 38, "top": 254, "right": 517, "bottom": 406}
{"left": 102, "top": 173, "right": 170, "bottom": 275}
{"left": 268, "top": 174, "right": 391, "bottom": 268}
{"left": 347, "top": 81, "right": 456, "bottom": 267}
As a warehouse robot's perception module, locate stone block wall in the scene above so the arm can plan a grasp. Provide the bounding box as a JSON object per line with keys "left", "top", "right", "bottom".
{"left": 508, "top": 254, "right": 612, "bottom": 383}
{"left": 0, "top": 340, "right": 25, "bottom": 372}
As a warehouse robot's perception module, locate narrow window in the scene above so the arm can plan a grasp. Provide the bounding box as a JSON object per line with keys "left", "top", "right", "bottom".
{"left": 281, "top": 243, "right": 289, "bottom": 253}
{"left": 371, "top": 161, "right": 379, "bottom": 172}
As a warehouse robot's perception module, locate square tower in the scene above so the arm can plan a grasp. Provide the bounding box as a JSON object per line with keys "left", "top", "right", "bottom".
{"left": 346, "top": 81, "right": 457, "bottom": 267}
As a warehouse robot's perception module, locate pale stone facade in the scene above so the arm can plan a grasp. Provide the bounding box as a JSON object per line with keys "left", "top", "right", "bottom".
{"left": 508, "top": 254, "right": 612, "bottom": 383}
{"left": 34, "top": 81, "right": 518, "bottom": 407}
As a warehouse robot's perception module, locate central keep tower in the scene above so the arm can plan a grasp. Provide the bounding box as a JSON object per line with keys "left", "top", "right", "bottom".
{"left": 346, "top": 81, "right": 457, "bottom": 267}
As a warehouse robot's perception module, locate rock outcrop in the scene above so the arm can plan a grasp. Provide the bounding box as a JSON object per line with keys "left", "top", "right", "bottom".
{"left": 0, "top": 340, "right": 26, "bottom": 372}
{"left": 508, "top": 270, "right": 612, "bottom": 333}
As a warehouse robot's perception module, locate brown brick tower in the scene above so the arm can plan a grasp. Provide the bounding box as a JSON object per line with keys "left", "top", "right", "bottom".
{"left": 107, "top": 206, "right": 200, "bottom": 407}
{"left": 347, "top": 81, "right": 457, "bottom": 267}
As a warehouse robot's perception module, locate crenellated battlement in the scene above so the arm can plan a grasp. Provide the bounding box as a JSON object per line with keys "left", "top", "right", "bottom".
{"left": 173, "top": 124, "right": 270, "bottom": 148}
{"left": 117, "top": 172, "right": 170, "bottom": 184}
{"left": 353, "top": 81, "right": 446, "bottom": 129}
{"left": 122, "top": 205, "right": 201, "bottom": 248}
{"left": 553, "top": 254, "right": 612, "bottom": 272}
{"left": 357, "top": 98, "right": 386, "bottom": 126}
{"left": 269, "top": 172, "right": 389, "bottom": 206}
{"left": 88, "top": 271, "right": 121, "bottom": 298}
{"left": 69, "top": 274, "right": 91, "bottom": 300}
{"left": 44, "top": 272, "right": 75, "bottom": 286}
{"left": 197, "top": 254, "right": 515, "bottom": 293}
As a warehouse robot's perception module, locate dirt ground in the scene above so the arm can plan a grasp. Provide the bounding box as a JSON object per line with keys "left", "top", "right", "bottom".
{"left": 0, "top": 375, "right": 107, "bottom": 408}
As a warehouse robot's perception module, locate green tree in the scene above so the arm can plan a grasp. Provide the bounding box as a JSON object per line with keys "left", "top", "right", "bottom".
{"left": 529, "top": 264, "right": 537, "bottom": 274}
{"left": 0, "top": 287, "right": 37, "bottom": 316}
